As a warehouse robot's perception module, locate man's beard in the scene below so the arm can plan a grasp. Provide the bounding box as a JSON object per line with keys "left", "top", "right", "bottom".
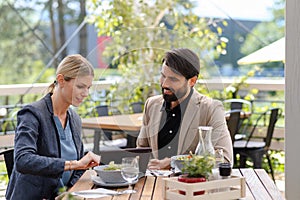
{"left": 163, "top": 91, "right": 178, "bottom": 102}
{"left": 162, "top": 87, "right": 188, "bottom": 103}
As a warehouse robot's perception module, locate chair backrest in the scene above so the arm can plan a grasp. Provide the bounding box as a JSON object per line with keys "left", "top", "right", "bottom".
{"left": 226, "top": 110, "right": 242, "bottom": 143}
{"left": 130, "top": 102, "right": 143, "bottom": 113}
{"left": 0, "top": 148, "right": 14, "bottom": 179}
{"left": 265, "top": 108, "right": 281, "bottom": 148}
{"left": 246, "top": 108, "right": 281, "bottom": 148}
{"left": 95, "top": 105, "right": 109, "bottom": 117}
{"left": 223, "top": 99, "right": 252, "bottom": 113}
{"left": 95, "top": 105, "right": 122, "bottom": 117}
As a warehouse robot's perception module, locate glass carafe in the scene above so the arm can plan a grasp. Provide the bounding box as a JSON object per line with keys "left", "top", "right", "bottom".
{"left": 195, "top": 126, "right": 215, "bottom": 156}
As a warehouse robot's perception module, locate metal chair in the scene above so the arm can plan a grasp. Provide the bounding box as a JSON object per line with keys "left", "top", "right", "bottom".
{"left": 95, "top": 105, "right": 109, "bottom": 117}
{"left": 95, "top": 105, "right": 113, "bottom": 141}
{"left": 223, "top": 99, "right": 252, "bottom": 138}
{"left": 0, "top": 148, "right": 14, "bottom": 179}
{"left": 223, "top": 99, "right": 252, "bottom": 112}
{"left": 129, "top": 102, "right": 144, "bottom": 113}
{"left": 233, "top": 108, "right": 282, "bottom": 182}
{"left": 226, "top": 109, "right": 242, "bottom": 144}
{"left": 226, "top": 110, "right": 242, "bottom": 166}
{"left": 93, "top": 105, "right": 126, "bottom": 152}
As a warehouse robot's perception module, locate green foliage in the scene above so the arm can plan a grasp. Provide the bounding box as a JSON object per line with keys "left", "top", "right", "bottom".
{"left": 87, "top": 0, "right": 227, "bottom": 109}
{"left": 76, "top": 95, "right": 98, "bottom": 118}
{"left": 239, "top": 0, "right": 285, "bottom": 73}
{"left": 0, "top": 162, "right": 8, "bottom": 187}
{"left": 0, "top": 2, "right": 50, "bottom": 85}
{"left": 240, "top": 22, "right": 284, "bottom": 56}
{"left": 269, "top": 151, "right": 285, "bottom": 173}
{"left": 195, "top": 67, "right": 261, "bottom": 101}
{"left": 181, "top": 154, "right": 215, "bottom": 179}
{"left": 240, "top": 0, "right": 284, "bottom": 55}
{"left": 237, "top": 151, "right": 285, "bottom": 177}
{"left": 56, "top": 186, "right": 77, "bottom": 200}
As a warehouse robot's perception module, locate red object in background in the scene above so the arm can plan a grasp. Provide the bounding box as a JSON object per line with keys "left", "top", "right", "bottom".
{"left": 97, "top": 36, "right": 111, "bottom": 68}
{"left": 178, "top": 175, "right": 206, "bottom": 195}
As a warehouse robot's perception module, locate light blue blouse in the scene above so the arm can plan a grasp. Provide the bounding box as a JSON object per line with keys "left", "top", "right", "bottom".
{"left": 53, "top": 116, "right": 77, "bottom": 187}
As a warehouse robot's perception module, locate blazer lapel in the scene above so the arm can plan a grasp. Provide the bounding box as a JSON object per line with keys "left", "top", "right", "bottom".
{"left": 150, "top": 100, "right": 164, "bottom": 158}
{"left": 177, "top": 91, "right": 200, "bottom": 154}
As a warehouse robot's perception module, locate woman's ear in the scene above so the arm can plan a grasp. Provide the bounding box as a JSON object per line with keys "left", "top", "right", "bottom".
{"left": 188, "top": 76, "right": 198, "bottom": 87}
{"left": 56, "top": 74, "right": 65, "bottom": 87}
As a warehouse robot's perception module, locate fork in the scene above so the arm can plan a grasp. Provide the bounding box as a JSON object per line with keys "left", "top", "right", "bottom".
{"left": 55, "top": 189, "right": 134, "bottom": 199}
{"left": 73, "top": 189, "right": 134, "bottom": 196}
{"left": 149, "top": 169, "right": 165, "bottom": 177}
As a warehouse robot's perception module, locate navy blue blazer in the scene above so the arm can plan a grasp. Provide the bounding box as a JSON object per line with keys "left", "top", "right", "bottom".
{"left": 6, "top": 93, "right": 84, "bottom": 200}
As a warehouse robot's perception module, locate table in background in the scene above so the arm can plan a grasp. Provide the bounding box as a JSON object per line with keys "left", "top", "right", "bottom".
{"left": 66, "top": 168, "right": 284, "bottom": 200}
{"left": 81, "top": 113, "right": 143, "bottom": 154}
{"left": 0, "top": 134, "right": 14, "bottom": 150}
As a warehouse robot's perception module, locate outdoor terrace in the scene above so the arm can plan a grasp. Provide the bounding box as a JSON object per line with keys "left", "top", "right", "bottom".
{"left": 0, "top": 78, "right": 285, "bottom": 198}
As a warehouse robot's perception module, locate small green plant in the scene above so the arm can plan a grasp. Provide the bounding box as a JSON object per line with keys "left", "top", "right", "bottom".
{"left": 181, "top": 154, "right": 215, "bottom": 179}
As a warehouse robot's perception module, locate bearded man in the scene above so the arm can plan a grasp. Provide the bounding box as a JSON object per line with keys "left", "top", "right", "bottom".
{"left": 137, "top": 48, "right": 233, "bottom": 170}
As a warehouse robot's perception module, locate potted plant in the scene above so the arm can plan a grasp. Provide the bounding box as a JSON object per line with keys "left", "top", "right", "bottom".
{"left": 178, "top": 153, "right": 215, "bottom": 195}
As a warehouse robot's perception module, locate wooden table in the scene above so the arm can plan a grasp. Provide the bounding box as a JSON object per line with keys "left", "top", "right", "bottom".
{"left": 0, "top": 134, "right": 15, "bottom": 150}
{"left": 65, "top": 168, "right": 284, "bottom": 200}
{"left": 81, "top": 113, "right": 143, "bottom": 153}
{"left": 82, "top": 111, "right": 253, "bottom": 154}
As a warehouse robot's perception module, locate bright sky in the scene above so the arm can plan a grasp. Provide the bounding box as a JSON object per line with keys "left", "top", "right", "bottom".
{"left": 195, "top": 0, "right": 275, "bottom": 21}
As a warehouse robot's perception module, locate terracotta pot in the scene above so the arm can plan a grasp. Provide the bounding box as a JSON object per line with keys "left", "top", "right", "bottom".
{"left": 178, "top": 174, "right": 206, "bottom": 195}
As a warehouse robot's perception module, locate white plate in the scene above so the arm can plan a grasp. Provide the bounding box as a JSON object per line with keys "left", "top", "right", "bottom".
{"left": 92, "top": 176, "right": 138, "bottom": 187}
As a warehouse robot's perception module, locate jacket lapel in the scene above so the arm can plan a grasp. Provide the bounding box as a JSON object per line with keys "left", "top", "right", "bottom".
{"left": 177, "top": 90, "right": 200, "bottom": 154}
{"left": 150, "top": 99, "right": 164, "bottom": 158}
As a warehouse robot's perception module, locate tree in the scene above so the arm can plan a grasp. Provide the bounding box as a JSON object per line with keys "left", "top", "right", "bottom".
{"left": 47, "top": 0, "right": 89, "bottom": 65}
{"left": 239, "top": 0, "right": 285, "bottom": 78}
{"left": 87, "top": 0, "right": 227, "bottom": 110}
{"left": 240, "top": 0, "right": 285, "bottom": 55}
{"left": 79, "top": 0, "right": 87, "bottom": 57}
{"left": 0, "top": 0, "right": 89, "bottom": 105}
{"left": 0, "top": 1, "right": 50, "bottom": 85}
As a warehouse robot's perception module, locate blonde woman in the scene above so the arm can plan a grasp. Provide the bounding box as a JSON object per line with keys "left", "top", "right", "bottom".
{"left": 6, "top": 54, "right": 100, "bottom": 200}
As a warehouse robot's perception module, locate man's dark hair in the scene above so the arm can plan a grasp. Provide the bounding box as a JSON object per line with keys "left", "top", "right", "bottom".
{"left": 162, "top": 48, "right": 200, "bottom": 79}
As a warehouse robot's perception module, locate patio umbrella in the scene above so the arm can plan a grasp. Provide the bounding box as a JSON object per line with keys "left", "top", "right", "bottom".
{"left": 237, "top": 37, "right": 285, "bottom": 65}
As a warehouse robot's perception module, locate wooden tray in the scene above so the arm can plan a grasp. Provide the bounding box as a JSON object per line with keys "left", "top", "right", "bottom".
{"left": 162, "top": 175, "right": 246, "bottom": 200}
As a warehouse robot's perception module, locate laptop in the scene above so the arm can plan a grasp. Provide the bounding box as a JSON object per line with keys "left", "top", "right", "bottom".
{"left": 99, "top": 147, "right": 152, "bottom": 176}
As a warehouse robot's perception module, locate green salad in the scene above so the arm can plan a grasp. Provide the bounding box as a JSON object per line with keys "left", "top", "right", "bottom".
{"left": 103, "top": 161, "right": 121, "bottom": 171}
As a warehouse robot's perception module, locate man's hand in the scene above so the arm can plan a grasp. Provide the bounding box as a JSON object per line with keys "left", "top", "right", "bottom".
{"left": 148, "top": 157, "right": 171, "bottom": 170}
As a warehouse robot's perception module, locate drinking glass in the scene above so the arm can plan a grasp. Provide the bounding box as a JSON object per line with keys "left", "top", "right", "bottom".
{"left": 121, "top": 157, "right": 139, "bottom": 193}
{"left": 215, "top": 148, "right": 224, "bottom": 167}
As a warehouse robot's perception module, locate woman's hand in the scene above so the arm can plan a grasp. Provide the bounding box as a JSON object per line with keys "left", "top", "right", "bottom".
{"left": 65, "top": 151, "right": 101, "bottom": 171}
{"left": 148, "top": 157, "right": 171, "bottom": 170}
{"left": 77, "top": 151, "right": 101, "bottom": 169}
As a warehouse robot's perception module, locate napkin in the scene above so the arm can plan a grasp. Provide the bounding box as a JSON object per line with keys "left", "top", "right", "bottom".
{"left": 71, "top": 188, "right": 118, "bottom": 198}
{"left": 146, "top": 169, "right": 173, "bottom": 177}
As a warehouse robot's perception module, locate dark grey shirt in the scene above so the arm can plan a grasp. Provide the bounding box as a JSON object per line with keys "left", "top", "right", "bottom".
{"left": 157, "top": 89, "right": 193, "bottom": 159}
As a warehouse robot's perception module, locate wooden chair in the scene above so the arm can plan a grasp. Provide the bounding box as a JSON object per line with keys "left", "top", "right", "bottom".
{"left": 0, "top": 148, "right": 14, "bottom": 179}
{"left": 233, "top": 108, "right": 282, "bottom": 182}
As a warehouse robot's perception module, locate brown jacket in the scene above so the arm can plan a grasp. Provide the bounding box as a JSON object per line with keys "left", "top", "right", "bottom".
{"left": 137, "top": 88, "right": 233, "bottom": 163}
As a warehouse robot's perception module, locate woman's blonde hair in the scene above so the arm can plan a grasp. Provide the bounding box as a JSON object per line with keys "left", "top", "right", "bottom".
{"left": 47, "top": 54, "right": 94, "bottom": 93}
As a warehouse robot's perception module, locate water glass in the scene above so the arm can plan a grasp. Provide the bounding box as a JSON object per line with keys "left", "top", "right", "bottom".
{"left": 121, "top": 157, "right": 139, "bottom": 193}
